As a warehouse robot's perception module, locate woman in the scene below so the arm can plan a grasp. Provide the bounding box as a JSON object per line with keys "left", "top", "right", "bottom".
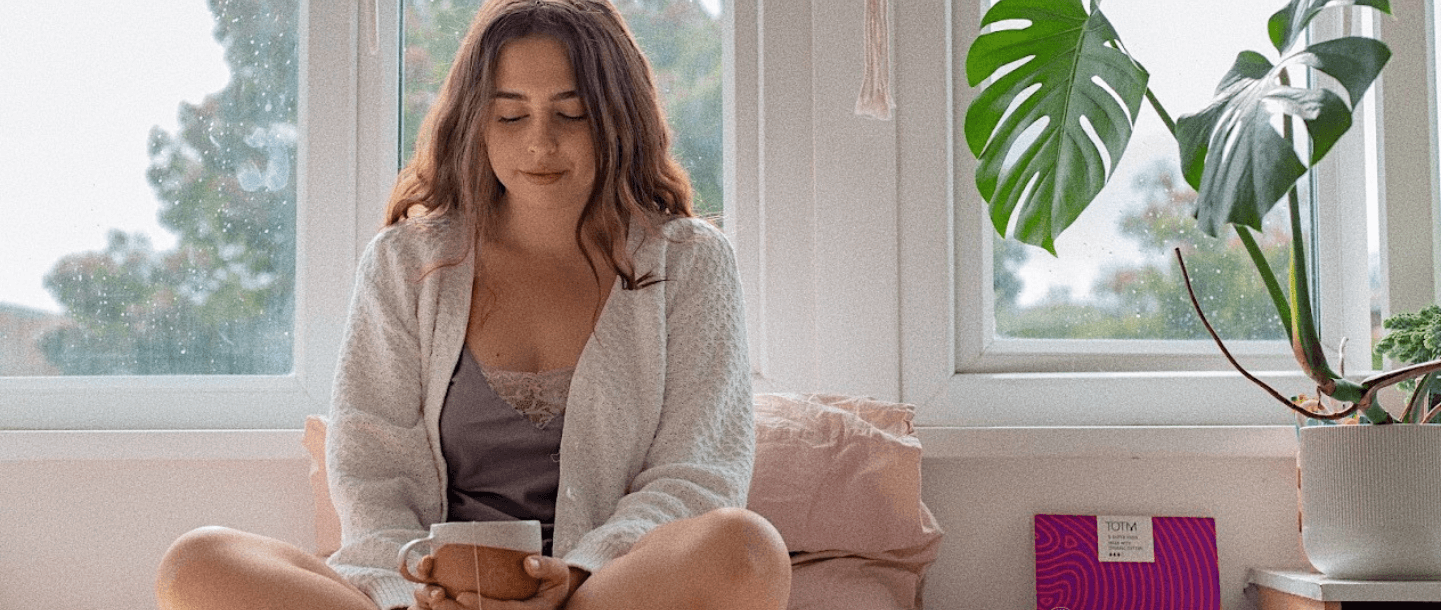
{"left": 154, "top": 1, "right": 791, "bottom": 609}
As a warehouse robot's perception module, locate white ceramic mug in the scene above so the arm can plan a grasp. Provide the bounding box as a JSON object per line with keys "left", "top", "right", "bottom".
{"left": 398, "top": 520, "right": 543, "bottom": 600}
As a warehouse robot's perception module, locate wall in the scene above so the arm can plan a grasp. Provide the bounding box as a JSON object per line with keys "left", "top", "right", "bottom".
{"left": 921, "top": 450, "right": 1307, "bottom": 609}
{"left": 1, "top": 433, "right": 315, "bottom": 610}
{"left": 0, "top": 429, "right": 1307, "bottom": 609}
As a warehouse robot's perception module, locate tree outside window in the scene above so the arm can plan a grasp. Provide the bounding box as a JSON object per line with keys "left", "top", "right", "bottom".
{"left": 1, "top": 0, "right": 298, "bottom": 376}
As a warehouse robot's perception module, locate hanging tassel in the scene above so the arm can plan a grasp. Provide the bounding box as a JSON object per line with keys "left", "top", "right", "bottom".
{"left": 855, "top": 0, "right": 893, "bottom": 120}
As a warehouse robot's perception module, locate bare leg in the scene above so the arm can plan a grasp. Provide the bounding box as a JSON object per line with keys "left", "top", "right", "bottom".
{"left": 156, "top": 526, "right": 380, "bottom": 610}
{"left": 565, "top": 507, "right": 791, "bottom": 610}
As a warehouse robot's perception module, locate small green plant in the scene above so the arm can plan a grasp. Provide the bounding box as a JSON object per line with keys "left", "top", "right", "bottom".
{"left": 1373, "top": 306, "right": 1441, "bottom": 423}
{"left": 964, "top": 0, "right": 1441, "bottom": 422}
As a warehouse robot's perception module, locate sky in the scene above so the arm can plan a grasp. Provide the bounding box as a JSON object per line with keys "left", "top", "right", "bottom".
{"left": 0, "top": 2, "right": 225, "bottom": 314}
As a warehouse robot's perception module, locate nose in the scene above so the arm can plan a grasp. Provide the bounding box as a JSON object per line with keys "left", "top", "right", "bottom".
{"left": 526, "top": 120, "right": 558, "bottom": 155}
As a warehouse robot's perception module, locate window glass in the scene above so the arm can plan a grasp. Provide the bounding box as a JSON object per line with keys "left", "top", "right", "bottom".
{"left": 401, "top": 0, "right": 724, "bottom": 217}
{"left": 991, "top": 0, "right": 1292, "bottom": 342}
{"left": 0, "top": 1, "right": 299, "bottom": 375}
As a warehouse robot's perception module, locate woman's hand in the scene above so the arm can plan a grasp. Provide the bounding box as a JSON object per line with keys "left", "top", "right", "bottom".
{"left": 410, "top": 555, "right": 589, "bottom": 610}
{"left": 406, "top": 555, "right": 443, "bottom": 610}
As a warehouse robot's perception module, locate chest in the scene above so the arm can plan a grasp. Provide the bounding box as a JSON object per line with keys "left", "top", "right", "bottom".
{"left": 466, "top": 252, "right": 616, "bottom": 373}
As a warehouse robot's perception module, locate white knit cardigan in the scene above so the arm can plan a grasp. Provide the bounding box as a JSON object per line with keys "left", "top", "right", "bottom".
{"left": 324, "top": 213, "right": 754, "bottom": 609}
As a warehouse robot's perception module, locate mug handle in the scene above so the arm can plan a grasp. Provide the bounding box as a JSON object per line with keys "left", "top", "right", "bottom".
{"left": 397, "top": 536, "right": 436, "bottom": 584}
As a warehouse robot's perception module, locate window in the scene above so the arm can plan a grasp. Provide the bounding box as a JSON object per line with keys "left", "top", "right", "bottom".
{"left": 892, "top": 0, "right": 1431, "bottom": 426}
{"left": 3, "top": 1, "right": 358, "bottom": 429}
{"left": 1, "top": 1, "right": 297, "bottom": 377}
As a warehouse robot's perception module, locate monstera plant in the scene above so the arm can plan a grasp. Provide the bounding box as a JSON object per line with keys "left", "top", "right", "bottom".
{"left": 964, "top": 0, "right": 1441, "bottom": 423}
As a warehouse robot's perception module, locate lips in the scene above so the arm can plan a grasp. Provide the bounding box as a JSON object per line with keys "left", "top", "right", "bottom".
{"left": 521, "top": 170, "right": 565, "bottom": 185}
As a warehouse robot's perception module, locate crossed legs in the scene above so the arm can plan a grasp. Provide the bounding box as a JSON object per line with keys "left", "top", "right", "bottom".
{"left": 155, "top": 507, "right": 790, "bottom": 610}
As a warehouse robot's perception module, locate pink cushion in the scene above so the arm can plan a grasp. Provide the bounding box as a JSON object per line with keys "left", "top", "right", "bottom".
{"left": 303, "top": 415, "right": 343, "bottom": 557}
{"left": 789, "top": 553, "right": 924, "bottom": 610}
{"left": 749, "top": 393, "right": 943, "bottom": 610}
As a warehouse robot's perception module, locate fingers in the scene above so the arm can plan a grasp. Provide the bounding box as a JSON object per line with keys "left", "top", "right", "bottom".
{"left": 412, "top": 584, "right": 439, "bottom": 610}
{"left": 526, "top": 555, "right": 574, "bottom": 609}
{"left": 417, "top": 555, "right": 436, "bottom": 580}
{"left": 528, "top": 555, "right": 575, "bottom": 603}
{"left": 526, "top": 555, "right": 571, "bottom": 584}
{"left": 413, "top": 557, "right": 573, "bottom": 610}
{"left": 422, "top": 587, "right": 481, "bottom": 610}
{"left": 472, "top": 556, "right": 572, "bottom": 610}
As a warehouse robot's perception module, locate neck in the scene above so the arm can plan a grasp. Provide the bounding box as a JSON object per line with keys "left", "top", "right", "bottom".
{"left": 490, "top": 194, "right": 587, "bottom": 257}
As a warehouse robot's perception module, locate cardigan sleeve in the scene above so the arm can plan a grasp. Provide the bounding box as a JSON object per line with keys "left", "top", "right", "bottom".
{"left": 563, "top": 219, "right": 755, "bottom": 572}
{"left": 325, "top": 227, "right": 442, "bottom": 610}
{"left": 647, "top": 220, "right": 754, "bottom": 507}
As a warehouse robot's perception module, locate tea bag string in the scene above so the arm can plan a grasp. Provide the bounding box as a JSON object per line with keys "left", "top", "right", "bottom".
{"left": 472, "top": 544, "right": 482, "bottom": 597}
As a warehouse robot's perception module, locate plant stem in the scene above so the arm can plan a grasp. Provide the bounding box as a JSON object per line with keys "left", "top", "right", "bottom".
{"left": 1424, "top": 401, "right": 1441, "bottom": 424}
{"left": 1174, "top": 247, "right": 1359, "bottom": 420}
{"left": 1358, "top": 359, "right": 1441, "bottom": 419}
{"left": 1145, "top": 87, "right": 1176, "bottom": 137}
{"left": 1274, "top": 72, "right": 1344, "bottom": 398}
{"left": 1286, "top": 179, "right": 1344, "bottom": 396}
{"left": 1401, "top": 371, "right": 1432, "bottom": 423}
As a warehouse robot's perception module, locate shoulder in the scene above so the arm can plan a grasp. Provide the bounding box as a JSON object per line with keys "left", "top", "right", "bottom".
{"left": 650, "top": 216, "right": 736, "bottom": 270}
{"left": 360, "top": 213, "right": 468, "bottom": 277}
{"left": 657, "top": 215, "right": 725, "bottom": 242}
{"left": 632, "top": 216, "right": 741, "bottom": 302}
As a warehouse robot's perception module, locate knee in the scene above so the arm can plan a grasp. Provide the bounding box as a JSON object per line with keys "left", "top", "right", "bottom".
{"left": 699, "top": 507, "right": 790, "bottom": 582}
{"left": 692, "top": 508, "right": 791, "bottom": 609}
{"left": 161, "top": 526, "right": 247, "bottom": 568}
{"left": 156, "top": 526, "right": 247, "bottom": 603}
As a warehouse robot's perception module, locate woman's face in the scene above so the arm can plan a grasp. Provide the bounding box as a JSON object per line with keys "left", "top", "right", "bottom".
{"left": 485, "top": 35, "right": 597, "bottom": 215}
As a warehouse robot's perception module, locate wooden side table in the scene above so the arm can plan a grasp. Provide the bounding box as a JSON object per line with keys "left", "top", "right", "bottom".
{"left": 1247, "top": 568, "right": 1441, "bottom": 609}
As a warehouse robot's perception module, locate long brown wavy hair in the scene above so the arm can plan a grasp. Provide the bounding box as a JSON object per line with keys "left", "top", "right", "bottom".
{"left": 385, "top": 0, "right": 694, "bottom": 288}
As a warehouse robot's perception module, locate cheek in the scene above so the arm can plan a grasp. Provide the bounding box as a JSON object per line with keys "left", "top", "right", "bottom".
{"left": 483, "top": 130, "right": 519, "bottom": 163}
{"left": 571, "top": 134, "right": 597, "bottom": 170}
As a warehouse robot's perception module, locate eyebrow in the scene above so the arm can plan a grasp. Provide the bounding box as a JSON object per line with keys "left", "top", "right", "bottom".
{"left": 492, "top": 90, "right": 581, "bottom": 102}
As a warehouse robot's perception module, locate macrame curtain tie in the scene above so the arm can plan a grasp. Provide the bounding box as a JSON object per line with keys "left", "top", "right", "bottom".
{"left": 855, "top": 0, "right": 893, "bottom": 120}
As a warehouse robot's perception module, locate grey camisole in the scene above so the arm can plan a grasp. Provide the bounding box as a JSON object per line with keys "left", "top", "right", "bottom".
{"left": 439, "top": 345, "right": 572, "bottom": 555}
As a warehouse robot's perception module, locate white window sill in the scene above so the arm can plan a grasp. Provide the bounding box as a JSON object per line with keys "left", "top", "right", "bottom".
{"left": 0, "top": 426, "right": 1298, "bottom": 462}
{"left": 0, "top": 429, "right": 307, "bottom": 462}
{"left": 916, "top": 425, "right": 1298, "bottom": 460}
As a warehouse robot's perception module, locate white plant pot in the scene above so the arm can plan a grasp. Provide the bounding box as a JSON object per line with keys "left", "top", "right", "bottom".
{"left": 1299, "top": 424, "right": 1441, "bottom": 579}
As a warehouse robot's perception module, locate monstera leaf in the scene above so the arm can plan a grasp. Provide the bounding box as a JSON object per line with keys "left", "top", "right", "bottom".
{"left": 1268, "top": 0, "right": 1392, "bottom": 54}
{"left": 964, "top": 0, "right": 1149, "bottom": 255}
{"left": 1176, "top": 35, "right": 1390, "bottom": 237}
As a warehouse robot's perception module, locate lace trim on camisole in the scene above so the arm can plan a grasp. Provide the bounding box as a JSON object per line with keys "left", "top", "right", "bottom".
{"left": 479, "top": 363, "right": 574, "bottom": 429}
